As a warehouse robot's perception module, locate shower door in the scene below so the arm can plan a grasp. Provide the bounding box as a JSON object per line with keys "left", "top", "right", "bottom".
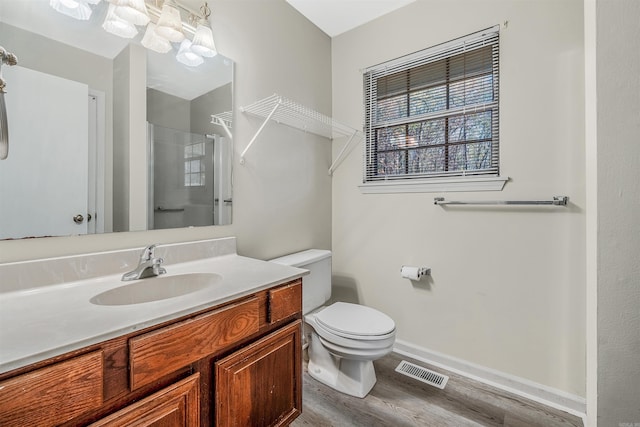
{"left": 213, "top": 135, "right": 232, "bottom": 225}
{"left": 149, "top": 124, "right": 216, "bottom": 230}
{"left": 0, "top": 66, "right": 89, "bottom": 239}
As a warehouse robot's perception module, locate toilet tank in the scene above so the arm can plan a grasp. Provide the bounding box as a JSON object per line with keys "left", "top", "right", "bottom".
{"left": 269, "top": 249, "right": 331, "bottom": 314}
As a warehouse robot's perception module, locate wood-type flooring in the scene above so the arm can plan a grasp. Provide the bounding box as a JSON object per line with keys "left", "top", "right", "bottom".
{"left": 291, "top": 352, "right": 583, "bottom": 427}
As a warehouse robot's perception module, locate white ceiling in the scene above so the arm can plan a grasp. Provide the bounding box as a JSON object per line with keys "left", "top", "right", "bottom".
{"left": 286, "top": 0, "right": 416, "bottom": 37}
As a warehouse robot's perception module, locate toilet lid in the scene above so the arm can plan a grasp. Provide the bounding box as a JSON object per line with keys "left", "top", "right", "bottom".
{"left": 315, "top": 302, "right": 395, "bottom": 337}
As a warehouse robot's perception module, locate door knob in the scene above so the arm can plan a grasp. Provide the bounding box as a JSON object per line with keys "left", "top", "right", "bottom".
{"left": 73, "top": 214, "right": 84, "bottom": 224}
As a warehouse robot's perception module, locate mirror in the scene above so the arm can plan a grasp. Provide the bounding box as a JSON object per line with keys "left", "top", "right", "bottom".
{"left": 0, "top": 0, "right": 233, "bottom": 239}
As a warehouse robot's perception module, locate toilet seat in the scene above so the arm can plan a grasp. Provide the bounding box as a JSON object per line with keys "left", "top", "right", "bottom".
{"left": 304, "top": 302, "right": 397, "bottom": 398}
{"left": 306, "top": 302, "right": 396, "bottom": 354}
{"left": 314, "top": 302, "right": 396, "bottom": 339}
{"left": 317, "top": 335, "right": 394, "bottom": 360}
{"left": 312, "top": 319, "right": 395, "bottom": 349}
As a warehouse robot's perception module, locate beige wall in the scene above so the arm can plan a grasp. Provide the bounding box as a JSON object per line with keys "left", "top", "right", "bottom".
{"left": 0, "top": 0, "right": 332, "bottom": 262}
{"left": 112, "top": 47, "right": 132, "bottom": 233}
{"left": 191, "top": 83, "right": 232, "bottom": 136}
{"left": 147, "top": 82, "right": 232, "bottom": 136}
{"left": 592, "top": 0, "right": 640, "bottom": 424}
{"left": 147, "top": 88, "right": 191, "bottom": 132}
{"left": 112, "top": 44, "right": 147, "bottom": 233}
{"left": 331, "top": 0, "right": 585, "bottom": 396}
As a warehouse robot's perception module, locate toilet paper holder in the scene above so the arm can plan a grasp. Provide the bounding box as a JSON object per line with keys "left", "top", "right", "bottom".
{"left": 400, "top": 265, "right": 431, "bottom": 280}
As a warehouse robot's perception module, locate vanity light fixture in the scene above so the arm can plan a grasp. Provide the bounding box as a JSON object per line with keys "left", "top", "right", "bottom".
{"left": 102, "top": 3, "right": 139, "bottom": 38}
{"left": 49, "top": 0, "right": 217, "bottom": 67}
{"left": 155, "top": 0, "right": 186, "bottom": 42}
{"left": 190, "top": 3, "right": 217, "bottom": 58}
{"left": 176, "top": 39, "right": 204, "bottom": 67}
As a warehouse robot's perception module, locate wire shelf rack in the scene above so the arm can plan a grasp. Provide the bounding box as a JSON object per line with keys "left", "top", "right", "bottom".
{"left": 211, "top": 111, "right": 233, "bottom": 128}
{"left": 241, "top": 94, "right": 357, "bottom": 139}
{"left": 210, "top": 111, "right": 233, "bottom": 139}
{"left": 239, "top": 94, "right": 361, "bottom": 173}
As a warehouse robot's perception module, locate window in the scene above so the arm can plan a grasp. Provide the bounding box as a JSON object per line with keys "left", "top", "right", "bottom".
{"left": 362, "top": 27, "right": 502, "bottom": 191}
{"left": 184, "top": 141, "right": 206, "bottom": 187}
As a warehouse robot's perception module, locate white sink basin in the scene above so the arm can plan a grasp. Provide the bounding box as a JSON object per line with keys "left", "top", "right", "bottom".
{"left": 90, "top": 273, "right": 221, "bottom": 306}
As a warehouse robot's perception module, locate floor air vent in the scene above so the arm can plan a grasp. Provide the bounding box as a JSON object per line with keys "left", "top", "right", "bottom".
{"left": 395, "top": 360, "right": 449, "bottom": 389}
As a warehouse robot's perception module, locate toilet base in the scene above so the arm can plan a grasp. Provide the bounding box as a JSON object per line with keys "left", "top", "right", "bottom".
{"left": 307, "top": 332, "right": 377, "bottom": 398}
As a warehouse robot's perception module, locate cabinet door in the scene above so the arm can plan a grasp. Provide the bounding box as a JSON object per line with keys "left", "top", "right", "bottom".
{"left": 90, "top": 373, "right": 200, "bottom": 427}
{"left": 215, "top": 321, "right": 302, "bottom": 427}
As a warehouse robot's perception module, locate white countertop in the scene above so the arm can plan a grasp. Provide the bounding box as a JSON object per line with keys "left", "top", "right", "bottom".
{"left": 0, "top": 253, "right": 307, "bottom": 374}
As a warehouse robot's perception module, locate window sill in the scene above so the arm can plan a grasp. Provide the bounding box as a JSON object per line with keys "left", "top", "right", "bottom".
{"left": 358, "top": 176, "right": 509, "bottom": 194}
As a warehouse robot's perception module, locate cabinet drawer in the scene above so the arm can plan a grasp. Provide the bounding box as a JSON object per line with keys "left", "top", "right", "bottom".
{"left": 130, "top": 297, "right": 260, "bottom": 390}
{"left": 0, "top": 351, "right": 104, "bottom": 427}
{"left": 268, "top": 280, "right": 302, "bottom": 324}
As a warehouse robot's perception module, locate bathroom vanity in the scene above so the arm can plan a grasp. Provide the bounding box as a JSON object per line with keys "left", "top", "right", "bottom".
{"left": 0, "top": 238, "right": 305, "bottom": 426}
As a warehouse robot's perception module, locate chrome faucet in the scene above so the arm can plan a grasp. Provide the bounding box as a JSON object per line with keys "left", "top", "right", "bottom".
{"left": 122, "top": 244, "right": 167, "bottom": 281}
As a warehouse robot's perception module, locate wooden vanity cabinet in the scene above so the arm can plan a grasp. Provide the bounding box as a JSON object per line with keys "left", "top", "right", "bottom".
{"left": 0, "top": 278, "right": 302, "bottom": 427}
{"left": 215, "top": 321, "right": 302, "bottom": 427}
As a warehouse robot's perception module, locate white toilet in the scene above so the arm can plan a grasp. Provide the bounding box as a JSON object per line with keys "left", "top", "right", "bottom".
{"left": 270, "top": 249, "right": 396, "bottom": 398}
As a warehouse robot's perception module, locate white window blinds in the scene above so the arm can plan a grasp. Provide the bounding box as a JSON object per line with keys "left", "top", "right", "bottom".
{"left": 363, "top": 27, "right": 500, "bottom": 183}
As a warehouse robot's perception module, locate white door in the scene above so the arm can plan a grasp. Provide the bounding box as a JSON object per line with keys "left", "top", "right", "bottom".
{"left": 0, "top": 66, "right": 89, "bottom": 239}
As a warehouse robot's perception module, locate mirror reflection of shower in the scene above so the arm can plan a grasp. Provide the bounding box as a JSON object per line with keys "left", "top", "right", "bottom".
{"left": 0, "top": 46, "right": 18, "bottom": 160}
{"left": 148, "top": 123, "right": 232, "bottom": 229}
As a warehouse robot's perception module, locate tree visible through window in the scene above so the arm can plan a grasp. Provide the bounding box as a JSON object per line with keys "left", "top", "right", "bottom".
{"left": 363, "top": 28, "right": 500, "bottom": 183}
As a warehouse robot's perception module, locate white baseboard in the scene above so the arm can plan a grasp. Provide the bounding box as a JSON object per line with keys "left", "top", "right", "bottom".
{"left": 393, "top": 340, "right": 587, "bottom": 423}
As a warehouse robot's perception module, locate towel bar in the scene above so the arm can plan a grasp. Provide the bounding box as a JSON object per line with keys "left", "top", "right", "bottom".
{"left": 434, "top": 196, "right": 569, "bottom": 206}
